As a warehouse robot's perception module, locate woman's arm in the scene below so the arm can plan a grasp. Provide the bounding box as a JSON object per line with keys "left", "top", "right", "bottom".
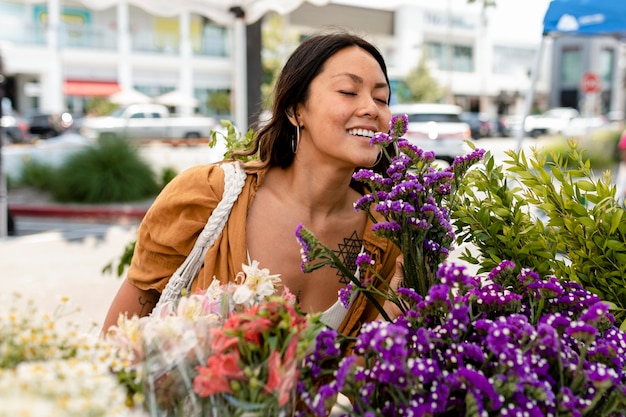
{"left": 101, "top": 279, "right": 160, "bottom": 336}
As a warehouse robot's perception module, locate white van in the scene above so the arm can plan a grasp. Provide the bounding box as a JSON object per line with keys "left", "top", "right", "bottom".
{"left": 390, "top": 103, "right": 473, "bottom": 164}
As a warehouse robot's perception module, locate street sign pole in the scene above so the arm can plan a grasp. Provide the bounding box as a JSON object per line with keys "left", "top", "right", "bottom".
{"left": 0, "top": 52, "right": 7, "bottom": 237}
{"left": 580, "top": 72, "right": 601, "bottom": 117}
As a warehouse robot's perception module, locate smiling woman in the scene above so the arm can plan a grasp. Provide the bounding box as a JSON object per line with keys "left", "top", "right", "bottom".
{"left": 102, "top": 32, "right": 402, "bottom": 356}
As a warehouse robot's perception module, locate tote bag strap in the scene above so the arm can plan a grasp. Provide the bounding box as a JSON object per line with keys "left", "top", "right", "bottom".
{"left": 155, "top": 161, "right": 247, "bottom": 308}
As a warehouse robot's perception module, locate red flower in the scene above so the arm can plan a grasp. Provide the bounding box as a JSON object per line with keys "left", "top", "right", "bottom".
{"left": 210, "top": 329, "right": 239, "bottom": 354}
{"left": 194, "top": 352, "right": 245, "bottom": 397}
{"left": 264, "top": 346, "right": 299, "bottom": 406}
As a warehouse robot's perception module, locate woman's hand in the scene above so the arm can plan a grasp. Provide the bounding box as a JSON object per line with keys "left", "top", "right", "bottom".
{"left": 376, "top": 254, "right": 404, "bottom": 322}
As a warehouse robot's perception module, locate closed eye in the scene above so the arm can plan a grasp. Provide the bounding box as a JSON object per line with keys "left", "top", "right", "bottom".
{"left": 339, "top": 91, "right": 357, "bottom": 96}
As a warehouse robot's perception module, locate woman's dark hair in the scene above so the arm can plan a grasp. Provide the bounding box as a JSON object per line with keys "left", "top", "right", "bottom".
{"left": 238, "top": 31, "right": 395, "bottom": 180}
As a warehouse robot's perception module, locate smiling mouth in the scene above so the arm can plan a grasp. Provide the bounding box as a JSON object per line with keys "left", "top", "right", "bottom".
{"left": 347, "top": 128, "right": 375, "bottom": 138}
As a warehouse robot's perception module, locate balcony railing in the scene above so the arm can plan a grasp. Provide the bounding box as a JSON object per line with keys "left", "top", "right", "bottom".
{"left": 0, "top": 23, "right": 228, "bottom": 57}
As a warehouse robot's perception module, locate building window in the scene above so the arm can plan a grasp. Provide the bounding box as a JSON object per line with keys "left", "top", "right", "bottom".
{"left": 599, "top": 48, "right": 614, "bottom": 85}
{"left": 492, "top": 46, "right": 535, "bottom": 75}
{"left": 560, "top": 46, "right": 582, "bottom": 84}
{"left": 425, "top": 41, "right": 473, "bottom": 72}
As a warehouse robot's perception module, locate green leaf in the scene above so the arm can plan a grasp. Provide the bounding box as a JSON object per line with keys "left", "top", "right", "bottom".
{"left": 575, "top": 179, "right": 596, "bottom": 192}
{"left": 610, "top": 210, "right": 623, "bottom": 234}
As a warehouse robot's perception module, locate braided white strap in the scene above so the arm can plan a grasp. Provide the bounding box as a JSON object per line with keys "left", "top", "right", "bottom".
{"left": 155, "top": 161, "right": 247, "bottom": 308}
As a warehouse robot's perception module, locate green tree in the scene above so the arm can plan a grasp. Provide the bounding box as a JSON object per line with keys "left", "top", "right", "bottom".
{"left": 206, "top": 90, "right": 231, "bottom": 115}
{"left": 260, "top": 13, "right": 299, "bottom": 109}
{"left": 400, "top": 55, "right": 446, "bottom": 103}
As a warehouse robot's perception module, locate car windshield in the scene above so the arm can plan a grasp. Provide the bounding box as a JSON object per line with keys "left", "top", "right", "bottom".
{"left": 407, "top": 113, "right": 461, "bottom": 123}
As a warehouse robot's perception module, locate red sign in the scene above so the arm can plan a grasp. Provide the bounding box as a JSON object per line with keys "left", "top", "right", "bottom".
{"left": 581, "top": 72, "right": 601, "bottom": 94}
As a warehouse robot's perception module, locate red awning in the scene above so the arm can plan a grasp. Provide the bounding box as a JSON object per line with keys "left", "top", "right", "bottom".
{"left": 64, "top": 80, "right": 121, "bottom": 97}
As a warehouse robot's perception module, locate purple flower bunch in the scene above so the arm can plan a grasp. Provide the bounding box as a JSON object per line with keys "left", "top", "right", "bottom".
{"left": 353, "top": 114, "right": 485, "bottom": 298}
{"left": 298, "top": 260, "right": 626, "bottom": 416}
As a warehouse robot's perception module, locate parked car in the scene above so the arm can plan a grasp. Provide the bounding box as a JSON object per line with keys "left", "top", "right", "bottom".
{"left": 561, "top": 115, "right": 608, "bottom": 137}
{"left": 79, "top": 103, "right": 217, "bottom": 141}
{"left": 390, "top": 103, "right": 473, "bottom": 164}
{"left": 1, "top": 111, "right": 30, "bottom": 144}
{"left": 1, "top": 98, "right": 29, "bottom": 144}
{"left": 460, "top": 112, "right": 493, "bottom": 138}
{"left": 524, "top": 107, "right": 580, "bottom": 137}
{"left": 26, "top": 111, "right": 74, "bottom": 139}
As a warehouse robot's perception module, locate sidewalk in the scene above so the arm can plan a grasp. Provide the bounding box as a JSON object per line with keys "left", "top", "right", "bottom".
{"left": 2, "top": 187, "right": 150, "bottom": 334}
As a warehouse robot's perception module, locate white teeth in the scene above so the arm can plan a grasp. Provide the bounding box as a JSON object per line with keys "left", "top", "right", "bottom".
{"left": 348, "top": 128, "right": 375, "bottom": 138}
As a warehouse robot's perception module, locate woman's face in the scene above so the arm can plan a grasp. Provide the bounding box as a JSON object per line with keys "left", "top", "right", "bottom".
{"left": 294, "top": 46, "right": 391, "bottom": 169}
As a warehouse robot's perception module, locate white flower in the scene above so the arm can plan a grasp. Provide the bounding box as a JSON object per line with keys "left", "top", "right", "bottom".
{"left": 233, "top": 261, "right": 282, "bottom": 305}
{"left": 0, "top": 359, "right": 130, "bottom": 417}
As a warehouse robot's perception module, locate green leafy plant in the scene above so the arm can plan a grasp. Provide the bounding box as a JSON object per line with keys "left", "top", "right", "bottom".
{"left": 19, "top": 158, "right": 57, "bottom": 190}
{"left": 52, "top": 138, "right": 159, "bottom": 203}
{"left": 453, "top": 139, "right": 626, "bottom": 327}
{"left": 210, "top": 120, "right": 256, "bottom": 162}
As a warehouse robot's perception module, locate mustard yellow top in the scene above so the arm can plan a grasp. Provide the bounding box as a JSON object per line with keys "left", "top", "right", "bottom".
{"left": 127, "top": 163, "right": 401, "bottom": 337}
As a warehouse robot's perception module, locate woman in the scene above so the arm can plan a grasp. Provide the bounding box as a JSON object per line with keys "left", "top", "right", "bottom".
{"left": 102, "top": 32, "right": 402, "bottom": 337}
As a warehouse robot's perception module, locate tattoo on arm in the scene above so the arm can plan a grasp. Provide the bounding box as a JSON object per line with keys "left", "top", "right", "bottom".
{"left": 138, "top": 295, "right": 156, "bottom": 316}
{"left": 332, "top": 230, "right": 363, "bottom": 284}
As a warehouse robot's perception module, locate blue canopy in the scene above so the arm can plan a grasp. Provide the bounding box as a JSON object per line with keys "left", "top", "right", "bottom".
{"left": 516, "top": 0, "right": 626, "bottom": 150}
{"left": 543, "top": 0, "right": 626, "bottom": 37}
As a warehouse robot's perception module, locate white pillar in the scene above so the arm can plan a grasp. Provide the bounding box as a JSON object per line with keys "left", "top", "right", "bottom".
{"left": 41, "top": 0, "right": 63, "bottom": 113}
{"left": 117, "top": 0, "right": 132, "bottom": 91}
{"left": 233, "top": 16, "right": 247, "bottom": 133}
{"left": 178, "top": 11, "right": 194, "bottom": 116}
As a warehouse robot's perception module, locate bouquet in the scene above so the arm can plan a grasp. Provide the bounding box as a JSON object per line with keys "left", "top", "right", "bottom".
{"left": 193, "top": 293, "right": 322, "bottom": 416}
{"left": 105, "top": 261, "right": 323, "bottom": 417}
{"left": 0, "top": 293, "right": 133, "bottom": 417}
{"left": 298, "top": 261, "right": 626, "bottom": 416}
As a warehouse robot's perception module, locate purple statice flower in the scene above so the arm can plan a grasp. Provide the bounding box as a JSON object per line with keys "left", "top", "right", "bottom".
{"left": 472, "top": 282, "right": 522, "bottom": 315}
{"left": 396, "top": 139, "right": 425, "bottom": 158}
{"left": 369, "top": 131, "right": 392, "bottom": 146}
{"left": 355, "top": 252, "right": 374, "bottom": 270}
{"left": 371, "top": 220, "right": 401, "bottom": 234}
{"left": 354, "top": 190, "right": 391, "bottom": 212}
{"left": 338, "top": 282, "right": 353, "bottom": 309}
{"left": 374, "top": 199, "right": 416, "bottom": 217}
{"left": 443, "top": 303, "right": 471, "bottom": 342}
{"left": 437, "top": 262, "right": 477, "bottom": 289}
{"left": 386, "top": 153, "right": 414, "bottom": 181}
{"left": 300, "top": 262, "right": 626, "bottom": 417}
{"left": 294, "top": 223, "right": 311, "bottom": 272}
{"left": 452, "top": 147, "right": 486, "bottom": 171}
{"left": 388, "top": 177, "right": 425, "bottom": 198}
{"left": 407, "top": 217, "right": 430, "bottom": 230}
{"left": 487, "top": 259, "right": 516, "bottom": 282}
{"left": 389, "top": 114, "right": 409, "bottom": 137}
{"left": 423, "top": 239, "right": 441, "bottom": 253}
{"left": 352, "top": 169, "right": 391, "bottom": 188}
{"left": 424, "top": 284, "right": 451, "bottom": 310}
{"left": 423, "top": 169, "right": 454, "bottom": 189}
{"left": 397, "top": 286, "right": 423, "bottom": 306}
{"left": 528, "top": 275, "right": 563, "bottom": 299}
{"left": 579, "top": 301, "right": 612, "bottom": 327}
{"left": 457, "top": 367, "right": 503, "bottom": 409}
{"left": 566, "top": 320, "right": 598, "bottom": 341}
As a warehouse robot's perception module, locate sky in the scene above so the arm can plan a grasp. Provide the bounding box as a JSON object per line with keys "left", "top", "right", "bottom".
{"left": 331, "top": 0, "right": 553, "bottom": 44}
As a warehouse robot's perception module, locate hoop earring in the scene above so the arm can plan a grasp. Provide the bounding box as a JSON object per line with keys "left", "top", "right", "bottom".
{"left": 369, "top": 150, "right": 383, "bottom": 167}
{"left": 291, "top": 125, "right": 301, "bottom": 154}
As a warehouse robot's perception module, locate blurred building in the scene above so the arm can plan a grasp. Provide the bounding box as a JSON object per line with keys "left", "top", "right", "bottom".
{"left": 0, "top": 0, "right": 621, "bottom": 122}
